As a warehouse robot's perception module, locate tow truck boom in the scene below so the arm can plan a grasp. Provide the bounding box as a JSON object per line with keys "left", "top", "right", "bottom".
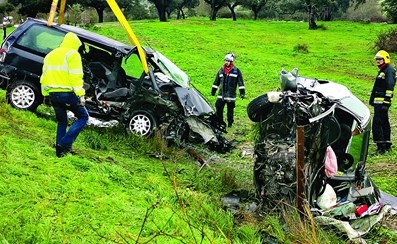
{"left": 47, "top": 0, "right": 149, "bottom": 74}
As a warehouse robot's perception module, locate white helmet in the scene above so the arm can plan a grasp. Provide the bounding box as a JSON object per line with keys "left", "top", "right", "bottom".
{"left": 224, "top": 53, "right": 235, "bottom": 62}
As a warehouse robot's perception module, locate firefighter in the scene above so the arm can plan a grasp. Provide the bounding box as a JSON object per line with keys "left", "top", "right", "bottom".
{"left": 211, "top": 53, "right": 245, "bottom": 128}
{"left": 369, "top": 50, "right": 396, "bottom": 155}
{"left": 40, "top": 32, "right": 89, "bottom": 157}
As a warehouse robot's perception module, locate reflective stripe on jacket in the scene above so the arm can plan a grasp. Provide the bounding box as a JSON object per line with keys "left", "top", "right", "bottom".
{"left": 369, "top": 64, "right": 396, "bottom": 106}
{"left": 40, "top": 32, "right": 84, "bottom": 97}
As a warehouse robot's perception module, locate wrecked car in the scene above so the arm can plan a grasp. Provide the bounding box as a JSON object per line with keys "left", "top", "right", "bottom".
{"left": 0, "top": 18, "right": 230, "bottom": 152}
{"left": 247, "top": 68, "right": 397, "bottom": 240}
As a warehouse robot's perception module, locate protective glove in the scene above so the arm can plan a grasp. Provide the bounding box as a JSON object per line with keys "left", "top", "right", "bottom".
{"left": 211, "top": 87, "right": 217, "bottom": 96}
{"left": 79, "top": 96, "right": 86, "bottom": 106}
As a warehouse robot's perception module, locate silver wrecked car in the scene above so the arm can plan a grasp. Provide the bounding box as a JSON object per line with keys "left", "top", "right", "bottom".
{"left": 247, "top": 68, "right": 397, "bottom": 239}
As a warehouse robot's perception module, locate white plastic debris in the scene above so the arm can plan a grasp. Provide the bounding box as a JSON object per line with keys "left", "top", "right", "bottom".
{"left": 317, "top": 184, "right": 337, "bottom": 210}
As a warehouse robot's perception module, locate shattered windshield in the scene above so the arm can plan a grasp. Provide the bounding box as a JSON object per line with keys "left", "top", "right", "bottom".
{"left": 152, "top": 51, "right": 190, "bottom": 88}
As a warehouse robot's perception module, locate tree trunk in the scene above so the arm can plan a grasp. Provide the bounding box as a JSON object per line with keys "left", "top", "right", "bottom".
{"left": 95, "top": 7, "right": 104, "bottom": 23}
{"left": 322, "top": 7, "right": 332, "bottom": 21}
{"left": 159, "top": 10, "right": 167, "bottom": 21}
{"left": 177, "top": 7, "right": 185, "bottom": 19}
{"left": 210, "top": 5, "right": 217, "bottom": 21}
{"left": 308, "top": 5, "right": 317, "bottom": 29}
{"left": 253, "top": 10, "right": 258, "bottom": 20}
{"left": 181, "top": 9, "right": 185, "bottom": 19}
{"left": 227, "top": 4, "right": 237, "bottom": 21}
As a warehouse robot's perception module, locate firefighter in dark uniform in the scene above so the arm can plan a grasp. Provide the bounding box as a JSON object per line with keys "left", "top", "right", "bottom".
{"left": 370, "top": 50, "right": 396, "bottom": 155}
{"left": 211, "top": 53, "right": 245, "bottom": 128}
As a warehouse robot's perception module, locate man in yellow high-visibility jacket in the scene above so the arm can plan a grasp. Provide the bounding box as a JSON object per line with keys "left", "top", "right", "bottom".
{"left": 40, "top": 32, "right": 89, "bottom": 158}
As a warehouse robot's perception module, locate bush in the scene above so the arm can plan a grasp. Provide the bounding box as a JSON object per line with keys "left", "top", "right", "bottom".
{"left": 373, "top": 28, "right": 397, "bottom": 52}
{"left": 293, "top": 44, "right": 309, "bottom": 53}
{"left": 342, "top": 0, "right": 386, "bottom": 22}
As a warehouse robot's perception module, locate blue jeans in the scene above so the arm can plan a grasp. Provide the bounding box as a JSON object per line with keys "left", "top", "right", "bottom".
{"left": 49, "top": 92, "right": 89, "bottom": 148}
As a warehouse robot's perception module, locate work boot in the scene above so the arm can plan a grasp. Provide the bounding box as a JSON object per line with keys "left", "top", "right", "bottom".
{"left": 384, "top": 142, "right": 392, "bottom": 152}
{"left": 56, "top": 144, "right": 74, "bottom": 158}
{"left": 371, "top": 143, "right": 386, "bottom": 156}
{"left": 371, "top": 149, "right": 386, "bottom": 156}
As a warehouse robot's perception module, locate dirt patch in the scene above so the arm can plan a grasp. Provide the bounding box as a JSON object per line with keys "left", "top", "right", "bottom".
{"left": 366, "top": 162, "right": 397, "bottom": 177}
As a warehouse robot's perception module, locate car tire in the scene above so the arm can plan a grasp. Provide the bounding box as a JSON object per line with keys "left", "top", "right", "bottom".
{"left": 7, "top": 80, "right": 42, "bottom": 111}
{"left": 247, "top": 94, "right": 274, "bottom": 122}
{"left": 127, "top": 110, "right": 157, "bottom": 136}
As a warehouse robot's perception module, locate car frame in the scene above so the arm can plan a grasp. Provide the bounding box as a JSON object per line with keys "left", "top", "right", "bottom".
{"left": 248, "top": 68, "right": 377, "bottom": 208}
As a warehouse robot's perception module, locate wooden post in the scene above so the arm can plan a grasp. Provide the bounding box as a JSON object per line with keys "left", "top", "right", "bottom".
{"left": 296, "top": 125, "right": 305, "bottom": 220}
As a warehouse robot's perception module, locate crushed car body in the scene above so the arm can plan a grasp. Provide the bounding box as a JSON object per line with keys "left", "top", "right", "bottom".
{"left": 247, "top": 68, "right": 397, "bottom": 240}
{"left": 0, "top": 18, "right": 231, "bottom": 152}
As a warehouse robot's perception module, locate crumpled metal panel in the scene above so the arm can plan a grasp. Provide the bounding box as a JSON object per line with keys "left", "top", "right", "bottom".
{"left": 175, "top": 87, "right": 214, "bottom": 116}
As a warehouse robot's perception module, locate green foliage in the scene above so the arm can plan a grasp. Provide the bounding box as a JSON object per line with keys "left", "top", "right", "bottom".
{"left": 293, "top": 43, "right": 309, "bottom": 53}
{"left": 373, "top": 27, "right": 397, "bottom": 53}
{"left": 125, "top": 1, "right": 156, "bottom": 20}
{"left": 342, "top": 0, "right": 385, "bottom": 22}
{"left": 66, "top": 3, "right": 83, "bottom": 26}
{"left": 382, "top": 0, "right": 397, "bottom": 23}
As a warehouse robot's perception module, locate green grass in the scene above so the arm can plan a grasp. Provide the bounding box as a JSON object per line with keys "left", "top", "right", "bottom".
{"left": 1, "top": 18, "right": 397, "bottom": 243}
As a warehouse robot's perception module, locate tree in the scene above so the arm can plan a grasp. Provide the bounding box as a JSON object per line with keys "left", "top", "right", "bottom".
{"left": 317, "top": 0, "right": 350, "bottom": 21}
{"left": 278, "top": 0, "right": 365, "bottom": 29}
{"left": 9, "top": 0, "right": 55, "bottom": 18}
{"left": 204, "top": 0, "right": 227, "bottom": 20}
{"left": 0, "top": 2, "right": 15, "bottom": 15}
{"left": 148, "top": 0, "right": 174, "bottom": 22}
{"left": 76, "top": 0, "right": 131, "bottom": 23}
{"left": 227, "top": 0, "right": 242, "bottom": 21}
{"left": 243, "top": 0, "right": 270, "bottom": 20}
{"left": 175, "top": 0, "right": 199, "bottom": 19}
{"left": 382, "top": 0, "right": 397, "bottom": 23}
{"left": 0, "top": 2, "right": 15, "bottom": 39}
{"left": 66, "top": 3, "right": 83, "bottom": 26}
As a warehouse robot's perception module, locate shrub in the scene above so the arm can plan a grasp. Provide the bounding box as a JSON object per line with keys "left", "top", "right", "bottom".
{"left": 293, "top": 44, "right": 309, "bottom": 53}
{"left": 342, "top": 0, "right": 386, "bottom": 22}
{"left": 373, "top": 28, "right": 397, "bottom": 52}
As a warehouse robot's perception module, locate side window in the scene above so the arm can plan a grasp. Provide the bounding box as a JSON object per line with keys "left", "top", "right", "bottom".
{"left": 122, "top": 53, "right": 144, "bottom": 78}
{"left": 15, "top": 25, "right": 65, "bottom": 55}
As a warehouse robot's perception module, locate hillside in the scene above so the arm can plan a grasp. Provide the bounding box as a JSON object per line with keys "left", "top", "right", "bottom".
{"left": 0, "top": 18, "right": 396, "bottom": 243}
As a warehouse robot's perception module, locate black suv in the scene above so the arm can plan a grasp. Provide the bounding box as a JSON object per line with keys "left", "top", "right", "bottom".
{"left": 0, "top": 18, "right": 230, "bottom": 152}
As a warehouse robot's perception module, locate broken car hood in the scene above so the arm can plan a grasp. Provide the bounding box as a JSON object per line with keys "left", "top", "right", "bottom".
{"left": 297, "top": 76, "right": 370, "bottom": 129}
{"left": 175, "top": 87, "right": 214, "bottom": 116}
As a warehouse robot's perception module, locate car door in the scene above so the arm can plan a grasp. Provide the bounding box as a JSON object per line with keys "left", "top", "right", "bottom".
{"left": 5, "top": 24, "right": 65, "bottom": 78}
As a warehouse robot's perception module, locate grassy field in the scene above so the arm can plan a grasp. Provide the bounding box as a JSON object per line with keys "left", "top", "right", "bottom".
{"left": 0, "top": 18, "right": 397, "bottom": 243}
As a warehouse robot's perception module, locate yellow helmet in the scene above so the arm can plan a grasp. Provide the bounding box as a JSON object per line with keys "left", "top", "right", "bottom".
{"left": 374, "top": 50, "right": 391, "bottom": 64}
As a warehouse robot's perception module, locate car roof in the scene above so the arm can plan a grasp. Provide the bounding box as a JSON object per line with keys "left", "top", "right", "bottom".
{"left": 24, "top": 18, "right": 136, "bottom": 55}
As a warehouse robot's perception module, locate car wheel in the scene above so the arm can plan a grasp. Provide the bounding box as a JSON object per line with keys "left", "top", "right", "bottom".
{"left": 7, "top": 80, "right": 42, "bottom": 111}
{"left": 127, "top": 110, "right": 157, "bottom": 136}
{"left": 247, "top": 94, "right": 273, "bottom": 122}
